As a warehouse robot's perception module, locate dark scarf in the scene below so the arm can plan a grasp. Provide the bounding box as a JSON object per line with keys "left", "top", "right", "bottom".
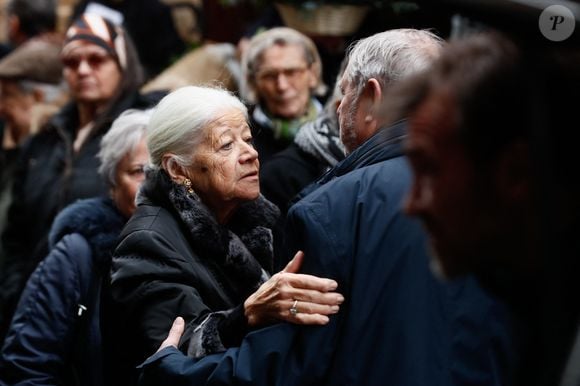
{"left": 137, "top": 169, "right": 280, "bottom": 297}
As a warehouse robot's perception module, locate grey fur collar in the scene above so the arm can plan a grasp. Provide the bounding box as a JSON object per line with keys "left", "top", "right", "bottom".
{"left": 137, "top": 169, "right": 279, "bottom": 298}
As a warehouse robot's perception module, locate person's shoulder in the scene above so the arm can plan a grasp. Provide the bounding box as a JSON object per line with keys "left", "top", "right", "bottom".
{"left": 289, "top": 155, "right": 411, "bottom": 227}
{"left": 40, "top": 233, "right": 93, "bottom": 281}
{"left": 20, "top": 121, "right": 61, "bottom": 153}
{"left": 261, "top": 145, "right": 321, "bottom": 188}
{"left": 139, "top": 90, "right": 168, "bottom": 107}
{"left": 299, "top": 155, "right": 408, "bottom": 201}
{"left": 49, "top": 197, "right": 123, "bottom": 247}
{"left": 263, "top": 144, "right": 321, "bottom": 171}
{"left": 120, "top": 204, "right": 167, "bottom": 236}
{"left": 118, "top": 204, "right": 188, "bottom": 252}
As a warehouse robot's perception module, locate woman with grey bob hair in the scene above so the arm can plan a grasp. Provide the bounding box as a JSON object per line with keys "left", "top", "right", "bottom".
{"left": 97, "top": 108, "right": 152, "bottom": 218}
{"left": 0, "top": 108, "right": 152, "bottom": 386}
{"left": 107, "top": 86, "right": 344, "bottom": 385}
{"left": 99, "top": 108, "right": 152, "bottom": 188}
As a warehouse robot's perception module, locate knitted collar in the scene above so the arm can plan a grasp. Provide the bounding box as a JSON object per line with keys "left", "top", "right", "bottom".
{"left": 252, "top": 98, "right": 322, "bottom": 141}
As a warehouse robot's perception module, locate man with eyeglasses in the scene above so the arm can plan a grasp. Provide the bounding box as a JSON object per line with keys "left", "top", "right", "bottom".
{"left": 241, "top": 27, "right": 326, "bottom": 163}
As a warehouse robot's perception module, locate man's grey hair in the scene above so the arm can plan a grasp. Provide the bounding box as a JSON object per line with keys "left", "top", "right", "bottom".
{"left": 98, "top": 108, "right": 153, "bottom": 188}
{"left": 344, "top": 29, "right": 444, "bottom": 96}
{"left": 147, "top": 85, "right": 248, "bottom": 171}
{"left": 241, "top": 27, "right": 326, "bottom": 104}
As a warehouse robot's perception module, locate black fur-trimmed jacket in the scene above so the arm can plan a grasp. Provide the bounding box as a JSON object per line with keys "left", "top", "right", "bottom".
{"left": 107, "top": 168, "right": 279, "bottom": 386}
{"left": 0, "top": 197, "right": 126, "bottom": 386}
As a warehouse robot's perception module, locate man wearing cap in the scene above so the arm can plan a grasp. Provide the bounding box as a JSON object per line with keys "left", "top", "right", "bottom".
{"left": 0, "top": 38, "right": 66, "bottom": 269}
{"left": 0, "top": 12, "right": 152, "bottom": 345}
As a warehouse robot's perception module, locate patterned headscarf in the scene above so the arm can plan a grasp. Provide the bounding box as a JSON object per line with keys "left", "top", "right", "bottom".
{"left": 62, "top": 13, "right": 127, "bottom": 70}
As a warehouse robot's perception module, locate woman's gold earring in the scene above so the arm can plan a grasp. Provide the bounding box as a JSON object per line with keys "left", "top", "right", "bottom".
{"left": 183, "top": 178, "right": 193, "bottom": 195}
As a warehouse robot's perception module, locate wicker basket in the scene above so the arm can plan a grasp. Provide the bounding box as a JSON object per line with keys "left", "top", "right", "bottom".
{"left": 275, "top": 3, "right": 369, "bottom": 36}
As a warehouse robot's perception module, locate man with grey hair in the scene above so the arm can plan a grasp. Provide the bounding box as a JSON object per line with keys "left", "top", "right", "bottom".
{"left": 137, "top": 29, "right": 514, "bottom": 386}
{"left": 241, "top": 27, "right": 326, "bottom": 163}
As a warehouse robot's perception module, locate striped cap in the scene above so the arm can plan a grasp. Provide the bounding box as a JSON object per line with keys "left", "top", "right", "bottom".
{"left": 63, "top": 13, "right": 127, "bottom": 69}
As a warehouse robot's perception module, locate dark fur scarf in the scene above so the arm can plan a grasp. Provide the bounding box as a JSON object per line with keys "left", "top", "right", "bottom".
{"left": 137, "top": 168, "right": 280, "bottom": 299}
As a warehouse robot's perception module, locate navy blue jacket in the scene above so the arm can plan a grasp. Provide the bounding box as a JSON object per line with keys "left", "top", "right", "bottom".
{"left": 138, "top": 121, "right": 514, "bottom": 386}
{"left": 0, "top": 197, "right": 125, "bottom": 386}
{"left": 0, "top": 90, "right": 158, "bottom": 344}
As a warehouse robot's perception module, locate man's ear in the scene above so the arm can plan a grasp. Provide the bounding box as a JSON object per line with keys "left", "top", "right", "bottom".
{"left": 360, "top": 78, "right": 383, "bottom": 117}
{"left": 162, "top": 155, "right": 188, "bottom": 183}
{"left": 495, "top": 141, "right": 531, "bottom": 204}
{"left": 368, "top": 78, "right": 383, "bottom": 107}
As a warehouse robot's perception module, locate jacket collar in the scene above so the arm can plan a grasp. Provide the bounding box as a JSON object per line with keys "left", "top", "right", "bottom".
{"left": 295, "top": 120, "right": 407, "bottom": 200}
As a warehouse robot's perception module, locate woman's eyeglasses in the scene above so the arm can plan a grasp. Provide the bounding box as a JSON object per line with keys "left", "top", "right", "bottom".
{"left": 256, "top": 66, "right": 309, "bottom": 83}
{"left": 62, "top": 53, "right": 112, "bottom": 71}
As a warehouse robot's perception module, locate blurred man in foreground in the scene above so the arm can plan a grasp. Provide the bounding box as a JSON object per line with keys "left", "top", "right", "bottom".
{"left": 403, "top": 31, "right": 580, "bottom": 386}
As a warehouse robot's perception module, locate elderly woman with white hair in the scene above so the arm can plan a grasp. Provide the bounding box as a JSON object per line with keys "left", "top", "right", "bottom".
{"left": 107, "top": 85, "right": 343, "bottom": 386}
{"left": 0, "top": 108, "right": 152, "bottom": 386}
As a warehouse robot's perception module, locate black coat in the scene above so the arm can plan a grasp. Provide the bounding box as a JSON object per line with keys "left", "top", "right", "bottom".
{"left": 0, "top": 92, "right": 158, "bottom": 344}
{"left": 260, "top": 143, "right": 327, "bottom": 215}
{"left": 249, "top": 112, "right": 292, "bottom": 164}
{"left": 107, "top": 168, "right": 279, "bottom": 386}
{"left": 259, "top": 143, "right": 329, "bottom": 270}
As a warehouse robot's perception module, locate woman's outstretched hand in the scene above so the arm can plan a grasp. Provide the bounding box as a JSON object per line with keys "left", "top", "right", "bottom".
{"left": 244, "top": 251, "right": 344, "bottom": 326}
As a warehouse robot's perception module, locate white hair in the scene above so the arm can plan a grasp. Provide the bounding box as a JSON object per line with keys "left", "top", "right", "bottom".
{"left": 345, "top": 29, "right": 443, "bottom": 96}
{"left": 147, "top": 85, "right": 248, "bottom": 171}
{"left": 98, "top": 108, "right": 153, "bottom": 187}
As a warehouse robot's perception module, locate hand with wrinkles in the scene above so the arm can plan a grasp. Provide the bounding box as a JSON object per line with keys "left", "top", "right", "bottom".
{"left": 157, "top": 251, "right": 344, "bottom": 354}
{"left": 243, "top": 251, "right": 344, "bottom": 326}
